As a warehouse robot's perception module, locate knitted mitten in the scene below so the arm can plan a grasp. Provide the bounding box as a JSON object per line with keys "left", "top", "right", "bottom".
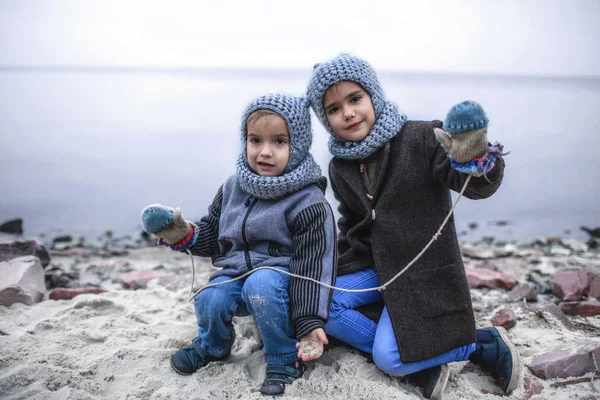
{"left": 141, "top": 204, "right": 196, "bottom": 248}
{"left": 434, "top": 100, "right": 492, "bottom": 176}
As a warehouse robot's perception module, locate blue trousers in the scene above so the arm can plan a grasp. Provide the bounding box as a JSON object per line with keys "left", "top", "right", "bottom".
{"left": 193, "top": 267, "right": 298, "bottom": 365}
{"left": 324, "top": 268, "right": 475, "bottom": 376}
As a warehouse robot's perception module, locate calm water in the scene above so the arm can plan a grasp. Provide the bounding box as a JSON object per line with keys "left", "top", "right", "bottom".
{"left": 0, "top": 68, "right": 599, "bottom": 242}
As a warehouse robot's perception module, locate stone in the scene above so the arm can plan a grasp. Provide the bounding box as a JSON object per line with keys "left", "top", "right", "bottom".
{"left": 491, "top": 307, "right": 517, "bottom": 329}
{"left": 465, "top": 267, "right": 517, "bottom": 290}
{"left": 523, "top": 376, "right": 543, "bottom": 400}
{"left": 0, "top": 239, "right": 50, "bottom": 267}
{"left": 461, "top": 243, "right": 495, "bottom": 259}
{"left": 49, "top": 287, "right": 108, "bottom": 300}
{"left": 0, "top": 218, "right": 23, "bottom": 234}
{"left": 528, "top": 340, "right": 600, "bottom": 379}
{"left": 552, "top": 271, "right": 595, "bottom": 301}
{"left": 559, "top": 301, "right": 600, "bottom": 317}
{"left": 589, "top": 275, "right": 600, "bottom": 299}
{"left": 0, "top": 256, "right": 46, "bottom": 306}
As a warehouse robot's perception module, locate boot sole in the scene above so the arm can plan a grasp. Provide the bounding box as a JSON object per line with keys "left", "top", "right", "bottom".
{"left": 429, "top": 364, "right": 450, "bottom": 400}
{"left": 495, "top": 326, "right": 522, "bottom": 394}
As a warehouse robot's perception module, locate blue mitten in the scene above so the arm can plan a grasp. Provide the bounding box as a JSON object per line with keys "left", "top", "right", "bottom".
{"left": 141, "top": 204, "right": 194, "bottom": 246}
{"left": 434, "top": 100, "right": 499, "bottom": 176}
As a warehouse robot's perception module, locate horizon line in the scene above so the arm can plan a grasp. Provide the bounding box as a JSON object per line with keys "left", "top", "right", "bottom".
{"left": 1, "top": 64, "right": 598, "bottom": 82}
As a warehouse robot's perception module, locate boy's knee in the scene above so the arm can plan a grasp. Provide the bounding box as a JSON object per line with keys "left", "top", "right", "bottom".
{"left": 373, "top": 344, "right": 408, "bottom": 376}
{"left": 242, "top": 269, "right": 287, "bottom": 298}
{"left": 195, "top": 287, "right": 231, "bottom": 313}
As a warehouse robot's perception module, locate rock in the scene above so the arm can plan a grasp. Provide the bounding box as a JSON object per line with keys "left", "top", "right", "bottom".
{"left": 549, "top": 247, "right": 571, "bottom": 257}
{"left": 589, "top": 275, "right": 600, "bottom": 299}
{"left": 48, "top": 247, "right": 92, "bottom": 257}
{"left": 552, "top": 271, "right": 595, "bottom": 301}
{"left": 52, "top": 235, "right": 73, "bottom": 244}
{"left": 493, "top": 243, "right": 519, "bottom": 258}
{"left": 0, "top": 218, "right": 23, "bottom": 234}
{"left": 0, "top": 239, "right": 50, "bottom": 267}
{"left": 44, "top": 266, "right": 79, "bottom": 289}
{"left": 523, "top": 375, "right": 543, "bottom": 400}
{"left": 120, "top": 270, "right": 165, "bottom": 290}
{"left": 0, "top": 256, "right": 46, "bottom": 306}
{"left": 559, "top": 301, "right": 600, "bottom": 317}
{"left": 465, "top": 267, "right": 517, "bottom": 290}
{"left": 461, "top": 243, "right": 496, "bottom": 259}
{"left": 528, "top": 340, "right": 600, "bottom": 379}
{"left": 491, "top": 307, "right": 517, "bottom": 329}
{"left": 580, "top": 226, "right": 600, "bottom": 239}
{"left": 49, "top": 287, "right": 108, "bottom": 300}
{"left": 508, "top": 283, "right": 538, "bottom": 302}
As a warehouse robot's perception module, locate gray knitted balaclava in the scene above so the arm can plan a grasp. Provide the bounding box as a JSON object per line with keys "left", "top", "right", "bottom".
{"left": 236, "top": 93, "right": 322, "bottom": 199}
{"left": 306, "top": 53, "right": 407, "bottom": 160}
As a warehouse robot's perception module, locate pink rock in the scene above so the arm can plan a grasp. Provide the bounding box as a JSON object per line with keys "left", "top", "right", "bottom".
{"left": 528, "top": 340, "right": 600, "bottom": 379}
{"left": 0, "top": 256, "right": 46, "bottom": 306}
{"left": 491, "top": 307, "right": 517, "bottom": 329}
{"left": 523, "top": 375, "right": 543, "bottom": 400}
{"left": 49, "top": 287, "right": 108, "bottom": 300}
{"left": 465, "top": 267, "right": 517, "bottom": 290}
{"left": 552, "top": 271, "right": 595, "bottom": 301}
{"left": 48, "top": 247, "right": 91, "bottom": 257}
{"left": 559, "top": 301, "right": 600, "bottom": 317}
{"left": 120, "top": 270, "right": 165, "bottom": 289}
{"left": 589, "top": 274, "right": 600, "bottom": 299}
{"left": 0, "top": 238, "right": 50, "bottom": 267}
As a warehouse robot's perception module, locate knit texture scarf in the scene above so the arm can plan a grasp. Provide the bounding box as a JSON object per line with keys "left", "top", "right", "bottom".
{"left": 236, "top": 153, "right": 322, "bottom": 200}
{"left": 328, "top": 101, "right": 406, "bottom": 160}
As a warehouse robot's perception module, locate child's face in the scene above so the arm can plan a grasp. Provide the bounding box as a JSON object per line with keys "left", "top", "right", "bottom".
{"left": 246, "top": 114, "right": 290, "bottom": 176}
{"left": 323, "top": 81, "right": 376, "bottom": 142}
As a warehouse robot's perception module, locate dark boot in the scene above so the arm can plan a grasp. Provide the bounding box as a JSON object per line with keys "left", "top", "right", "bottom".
{"left": 170, "top": 337, "right": 221, "bottom": 376}
{"left": 469, "top": 327, "right": 521, "bottom": 394}
{"left": 406, "top": 364, "right": 449, "bottom": 400}
{"left": 260, "top": 362, "right": 305, "bottom": 396}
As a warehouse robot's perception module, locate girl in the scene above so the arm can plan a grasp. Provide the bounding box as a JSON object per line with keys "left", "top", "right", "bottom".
{"left": 303, "top": 54, "right": 520, "bottom": 400}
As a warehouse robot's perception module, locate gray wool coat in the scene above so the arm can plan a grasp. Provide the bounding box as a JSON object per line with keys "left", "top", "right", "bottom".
{"left": 329, "top": 120, "right": 505, "bottom": 363}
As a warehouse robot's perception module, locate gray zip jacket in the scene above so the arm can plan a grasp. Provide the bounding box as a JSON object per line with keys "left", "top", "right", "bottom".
{"left": 188, "top": 174, "right": 337, "bottom": 338}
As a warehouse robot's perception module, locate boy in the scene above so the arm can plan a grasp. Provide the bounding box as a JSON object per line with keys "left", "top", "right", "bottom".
{"left": 142, "top": 94, "right": 336, "bottom": 396}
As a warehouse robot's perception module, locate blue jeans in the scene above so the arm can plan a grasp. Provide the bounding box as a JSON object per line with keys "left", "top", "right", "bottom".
{"left": 324, "top": 268, "right": 475, "bottom": 376}
{"left": 193, "top": 267, "right": 298, "bottom": 365}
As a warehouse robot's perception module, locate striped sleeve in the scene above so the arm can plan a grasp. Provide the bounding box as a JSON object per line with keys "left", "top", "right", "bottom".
{"left": 188, "top": 185, "right": 223, "bottom": 257}
{"left": 290, "top": 202, "right": 337, "bottom": 338}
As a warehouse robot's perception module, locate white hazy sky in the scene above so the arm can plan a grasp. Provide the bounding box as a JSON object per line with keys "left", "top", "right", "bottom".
{"left": 1, "top": 0, "right": 599, "bottom": 76}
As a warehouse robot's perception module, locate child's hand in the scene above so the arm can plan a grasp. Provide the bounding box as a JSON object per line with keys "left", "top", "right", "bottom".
{"left": 296, "top": 328, "right": 328, "bottom": 362}
{"left": 434, "top": 100, "right": 489, "bottom": 164}
{"left": 141, "top": 204, "right": 192, "bottom": 245}
{"left": 434, "top": 126, "right": 488, "bottom": 164}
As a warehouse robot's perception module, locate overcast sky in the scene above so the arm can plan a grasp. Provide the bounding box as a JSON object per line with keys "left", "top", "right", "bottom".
{"left": 1, "top": 0, "right": 599, "bottom": 76}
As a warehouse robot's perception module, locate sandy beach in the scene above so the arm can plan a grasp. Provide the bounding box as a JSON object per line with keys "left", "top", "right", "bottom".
{"left": 1, "top": 238, "right": 599, "bottom": 400}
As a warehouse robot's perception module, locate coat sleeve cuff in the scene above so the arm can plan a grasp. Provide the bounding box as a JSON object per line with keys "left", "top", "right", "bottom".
{"left": 295, "top": 316, "right": 325, "bottom": 339}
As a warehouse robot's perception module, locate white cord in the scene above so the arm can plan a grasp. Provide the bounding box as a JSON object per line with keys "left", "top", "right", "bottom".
{"left": 187, "top": 175, "right": 472, "bottom": 302}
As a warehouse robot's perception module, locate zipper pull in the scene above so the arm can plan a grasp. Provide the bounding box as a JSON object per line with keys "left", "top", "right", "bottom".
{"left": 359, "top": 163, "right": 365, "bottom": 174}
{"left": 244, "top": 196, "right": 252, "bottom": 207}
{"left": 372, "top": 209, "right": 376, "bottom": 220}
